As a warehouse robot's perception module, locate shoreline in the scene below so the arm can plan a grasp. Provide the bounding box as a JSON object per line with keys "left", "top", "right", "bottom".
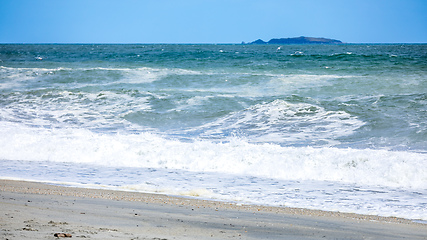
{"left": 0, "top": 179, "right": 421, "bottom": 224}
{"left": 1, "top": 179, "right": 426, "bottom": 239}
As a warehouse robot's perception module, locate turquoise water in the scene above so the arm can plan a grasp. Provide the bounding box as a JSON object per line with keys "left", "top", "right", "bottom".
{"left": 0, "top": 44, "right": 426, "bottom": 220}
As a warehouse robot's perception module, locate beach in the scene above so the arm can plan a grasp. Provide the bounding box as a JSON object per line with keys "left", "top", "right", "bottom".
{"left": 1, "top": 44, "right": 426, "bottom": 220}
{"left": 1, "top": 179, "right": 426, "bottom": 240}
{"left": 1, "top": 44, "right": 426, "bottom": 238}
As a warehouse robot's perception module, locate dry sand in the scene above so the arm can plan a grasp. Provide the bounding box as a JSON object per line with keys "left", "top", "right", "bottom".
{"left": 1, "top": 179, "right": 426, "bottom": 239}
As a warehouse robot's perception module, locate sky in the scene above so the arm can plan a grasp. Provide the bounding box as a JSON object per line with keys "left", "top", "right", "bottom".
{"left": 0, "top": 0, "right": 426, "bottom": 44}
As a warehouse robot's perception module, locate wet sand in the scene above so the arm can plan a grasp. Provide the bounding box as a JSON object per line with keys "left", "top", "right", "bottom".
{"left": 1, "top": 179, "right": 426, "bottom": 239}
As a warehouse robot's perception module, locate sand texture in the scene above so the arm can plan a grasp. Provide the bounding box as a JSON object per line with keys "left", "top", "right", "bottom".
{"left": 1, "top": 179, "right": 426, "bottom": 239}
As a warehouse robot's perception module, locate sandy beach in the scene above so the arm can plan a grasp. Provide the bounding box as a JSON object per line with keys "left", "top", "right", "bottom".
{"left": 0, "top": 179, "right": 426, "bottom": 239}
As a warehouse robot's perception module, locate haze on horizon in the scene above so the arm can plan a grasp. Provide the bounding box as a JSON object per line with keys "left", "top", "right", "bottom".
{"left": 0, "top": 0, "right": 426, "bottom": 44}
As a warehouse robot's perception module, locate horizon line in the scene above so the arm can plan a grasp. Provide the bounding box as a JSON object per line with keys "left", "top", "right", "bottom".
{"left": 1, "top": 42, "right": 427, "bottom": 45}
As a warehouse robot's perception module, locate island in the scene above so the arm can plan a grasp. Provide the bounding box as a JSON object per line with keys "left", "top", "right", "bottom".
{"left": 246, "top": 36, "right": 343, "bottom": 44}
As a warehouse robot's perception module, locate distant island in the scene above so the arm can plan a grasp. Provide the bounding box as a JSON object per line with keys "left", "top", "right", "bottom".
{"left": 246, "top": 36, "right": 343, "bottom": 44}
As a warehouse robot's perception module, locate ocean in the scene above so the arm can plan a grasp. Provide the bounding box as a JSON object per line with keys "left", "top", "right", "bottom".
{"left": 0, "top": 44, "right": 426, "bottom": 221}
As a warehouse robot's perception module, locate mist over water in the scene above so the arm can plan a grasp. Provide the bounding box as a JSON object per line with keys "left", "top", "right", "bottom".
{"left": 1, "top": 44, "right": 426, "bottom": 220}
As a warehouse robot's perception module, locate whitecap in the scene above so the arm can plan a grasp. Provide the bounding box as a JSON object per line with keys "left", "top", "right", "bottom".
{"left": 193, "top": 99, "right": 365, "bottom": 146}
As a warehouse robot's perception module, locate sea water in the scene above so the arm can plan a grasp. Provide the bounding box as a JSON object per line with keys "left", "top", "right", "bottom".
{"left": 0, "top": 44, "right": 426, "bottom": 220}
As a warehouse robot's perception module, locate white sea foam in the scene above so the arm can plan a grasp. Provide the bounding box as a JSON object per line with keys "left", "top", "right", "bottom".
{"left": 0, "top": 66, "right": 202, "bottom": 87}
{"left": 0, "top": 66, "right": 67, "bottom": 89}
{"left": 227, "top": 73, "right": 359, "bottom": 98}
{"left": 0, "top": 90, "right": 151, "bottom": 131}
{"left": 0, "top": 122, "right": 425, "bottom": 189}
{"left": 2, "top": 157, "right": 426, "bottom": 221}
{"left": 270, "top": 74, "right": 357, "bottom": 91}
{"left": 116, "top": 67, "right": 202, "bottom": 84}
{"left": 1, "top": 122, "right": 426, "bottom": 220}
{"left": 195, "top": 99, "right": 365, "bottom": 146}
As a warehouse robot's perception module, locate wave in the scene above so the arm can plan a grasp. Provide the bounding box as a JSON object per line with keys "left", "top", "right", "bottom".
{"left": 1, "top": 122, "right": 425, "bottom": 189}
{"left": 0, "top": 89, "right": 151, "bottom": 131}
{"left": 0, "top": 66, "right": 203, "bottom": 88}
{"left": 0, "top": 66, "right": 68, "bottom": 89}
{"left": 191, "top": 99, "right": 365, "bottom": 146}
{"left": 110, "top": 67, "right": 203, "bottom": 84}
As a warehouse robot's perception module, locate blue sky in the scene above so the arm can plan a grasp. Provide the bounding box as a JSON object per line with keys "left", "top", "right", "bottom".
{"left": 1, "top": 0, "right": 426, "bottom": 43}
